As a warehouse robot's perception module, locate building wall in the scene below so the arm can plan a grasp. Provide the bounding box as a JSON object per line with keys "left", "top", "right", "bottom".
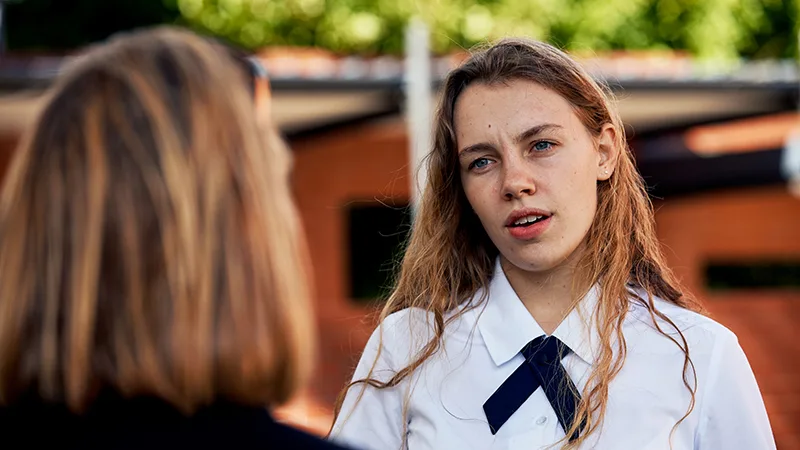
{"left": 289, "top": 119, "right": 411, "bottom": 407}
{"left": 655, "top": 187, "right": 800, "bottom": 449}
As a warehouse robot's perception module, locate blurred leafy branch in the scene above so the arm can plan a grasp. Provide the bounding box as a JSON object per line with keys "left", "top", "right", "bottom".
{"left": 6, "top": 0, "right": 800, "bottom": 59}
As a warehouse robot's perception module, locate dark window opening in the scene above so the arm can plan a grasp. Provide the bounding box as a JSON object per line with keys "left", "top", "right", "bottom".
{"left": 348, "top": 202, "right": 412, "bottom": 303}
{"left": 705, "top": 261, "right": 800, "bottom": 291}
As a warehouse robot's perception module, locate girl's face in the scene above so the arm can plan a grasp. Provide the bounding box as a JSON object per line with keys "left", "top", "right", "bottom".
{"left": 454, "top": 79, "right": 617, "bottom": 275}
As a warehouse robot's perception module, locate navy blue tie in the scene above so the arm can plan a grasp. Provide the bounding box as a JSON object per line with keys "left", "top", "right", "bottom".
{"left": 482, "top": 336, "right": 582, "bottom": 440}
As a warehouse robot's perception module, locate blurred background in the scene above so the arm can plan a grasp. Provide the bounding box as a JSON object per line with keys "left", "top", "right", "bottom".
{"left": 1, "top": 0, "right": 798, "bottom": 447}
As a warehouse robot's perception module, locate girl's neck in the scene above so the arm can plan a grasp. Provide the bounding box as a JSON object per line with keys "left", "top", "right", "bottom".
{"left": 500, "top": 253, "right": 586, "bottom": 335}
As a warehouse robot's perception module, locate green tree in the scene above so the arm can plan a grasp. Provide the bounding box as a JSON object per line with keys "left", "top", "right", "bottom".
{"left": 175, "top": 0, "right": 798, "bottom": 59}
{"left": 6, "top": 0, "right": 799, "bottom": 60}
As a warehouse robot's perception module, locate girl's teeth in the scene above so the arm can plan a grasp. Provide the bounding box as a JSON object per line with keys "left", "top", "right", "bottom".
{"left": 514, "top": 215, "right": 543, "bottom": 225}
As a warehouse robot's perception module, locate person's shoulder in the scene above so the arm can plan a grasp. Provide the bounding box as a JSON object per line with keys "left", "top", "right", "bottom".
{"left": 369, "top": 307, "right": 439, "bottom": 363}
{"left": 626, "top": 287, "right": 737, "bottom": 354}
{"left": 370, "top": 303, "right": 479, "bottom": 364}
{"left": 266, "top": 421, "right": 356, "bottom": 450}
{"left": 628, "top": 287, "right": 732, "bottom": 335}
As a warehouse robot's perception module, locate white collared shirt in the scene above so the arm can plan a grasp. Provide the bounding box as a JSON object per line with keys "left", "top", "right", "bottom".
{"left": 330, "top": 261, "right": 776, "bottom": 450}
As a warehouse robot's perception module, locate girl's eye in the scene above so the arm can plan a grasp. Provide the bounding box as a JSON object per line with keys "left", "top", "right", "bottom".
{"left": 469, "top": 157, "right": 490, "bottom": 170}
{"left": 533, "top": 141, "right": 554, "bottom": 152}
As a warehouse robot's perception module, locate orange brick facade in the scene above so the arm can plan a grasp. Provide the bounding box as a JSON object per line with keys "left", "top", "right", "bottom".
{"left": 290, "top": 120, "right": 411, "bottom": 408}
{"left": 655, "top": 188, "right": 800, "bottom": 449}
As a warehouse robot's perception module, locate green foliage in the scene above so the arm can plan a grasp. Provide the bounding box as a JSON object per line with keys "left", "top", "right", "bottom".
{"left": 177, "top": 0, "right": 799, "bottom": 59}
{"left": 5, "top": 0, "right": 799, "bottom": 59}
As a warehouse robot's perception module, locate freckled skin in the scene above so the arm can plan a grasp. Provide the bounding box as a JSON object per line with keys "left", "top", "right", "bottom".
{"left": 454, "top": 80, "right": 615, "bottom": 276}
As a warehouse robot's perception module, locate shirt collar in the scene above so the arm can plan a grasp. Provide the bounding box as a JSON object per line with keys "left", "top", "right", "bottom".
{"left": 552, "top": 284, "right": 600, "bottom": 366}
{"left": 476, "top": 259, "right": 600, "bottom": 367}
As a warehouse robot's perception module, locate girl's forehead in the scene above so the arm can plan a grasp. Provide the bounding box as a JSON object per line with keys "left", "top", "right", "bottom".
{"left": 454, "top": 81, "right": 580, "bottom": 142}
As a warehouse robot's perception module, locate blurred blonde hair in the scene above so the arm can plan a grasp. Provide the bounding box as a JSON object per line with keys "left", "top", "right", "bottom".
{"left": 0, "top": 26, "right": 314, "bottom": 413}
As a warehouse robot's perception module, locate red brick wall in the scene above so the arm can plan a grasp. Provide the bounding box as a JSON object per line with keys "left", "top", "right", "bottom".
{"left": 289, "top": 120, "right": 411, "bottom": 407}
{"left": 655, "top": 187, "right": 800, "bottom": 449}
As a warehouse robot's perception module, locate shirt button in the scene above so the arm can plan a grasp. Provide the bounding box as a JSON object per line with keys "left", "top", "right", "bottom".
{"left": 536, "top": 416, "right": 548, "bottom": 425}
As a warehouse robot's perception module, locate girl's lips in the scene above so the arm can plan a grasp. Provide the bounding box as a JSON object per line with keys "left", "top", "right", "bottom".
{"left": 504, "top": 208, "right": 552, "bottom": 227}
{"left": 506, "top": 215, "right": 552, "bottom": 240}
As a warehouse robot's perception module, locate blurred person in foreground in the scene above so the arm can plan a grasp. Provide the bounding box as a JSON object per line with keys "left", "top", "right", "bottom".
{"left": 0, "top": 26, "right": 352, "bottom": 450}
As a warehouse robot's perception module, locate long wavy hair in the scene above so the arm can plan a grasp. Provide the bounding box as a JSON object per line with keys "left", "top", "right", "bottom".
{"left": 0, "top": 27, "right": 314, "bottom": 413}
{"left": 333, "top": 38, "right": 707, "bottom": 448}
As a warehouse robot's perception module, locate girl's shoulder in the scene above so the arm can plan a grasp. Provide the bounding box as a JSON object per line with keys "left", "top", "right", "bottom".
{"left": 367, "top": 301, "right": 482, "bottom": 368}
{"left": 625, "top": 287, "right": 739, "bottom": 358}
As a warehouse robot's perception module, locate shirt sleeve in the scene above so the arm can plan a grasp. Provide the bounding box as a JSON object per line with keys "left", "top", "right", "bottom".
{"left": 329, "top": 315, "right": 407, "bottom": 450}
{"left": 695, "top": 330, "right": 776, "bottom": 450}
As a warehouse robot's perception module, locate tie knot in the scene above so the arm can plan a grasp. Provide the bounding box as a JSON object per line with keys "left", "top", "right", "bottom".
{"left": 521, "top": 336, "right": 571, "bottom": 366}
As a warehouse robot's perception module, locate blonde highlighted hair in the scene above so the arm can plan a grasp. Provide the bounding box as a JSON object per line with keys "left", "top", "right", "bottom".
{"left": 0, "top": 27, "right": 314, "bottom": 413}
